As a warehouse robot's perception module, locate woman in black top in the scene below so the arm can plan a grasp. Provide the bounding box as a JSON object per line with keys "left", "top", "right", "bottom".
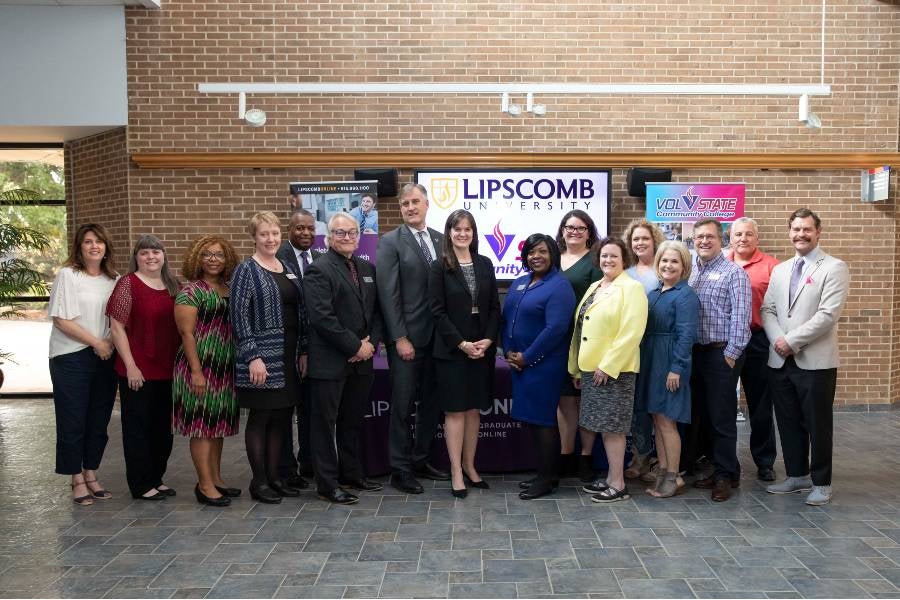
{"left": 429, "top": 209, "right": 501, "bottom": 498}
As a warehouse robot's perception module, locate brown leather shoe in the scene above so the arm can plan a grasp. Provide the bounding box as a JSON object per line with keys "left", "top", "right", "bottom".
{"left": 711, "top": 480, "right": 736, "bottom": 502}
{"left": 694, "top": 476, "right": 740, "bottom": 490}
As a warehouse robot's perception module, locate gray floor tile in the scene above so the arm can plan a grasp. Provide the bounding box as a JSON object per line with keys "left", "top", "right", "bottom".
{"left": 40, "top": 576, "right": 123, "bottom": 599}
{"left": 302, "top": 533, "right": 366, "bottom": 553}
{"left": 877, "top": 568, "right": 900, "bottom": 589}
{"left": 154, "top": 531, "right": 223, "bottom": 555}
{"left": 617, "top": 513, "right": 678, "bottom": 529}
{"left": 149, "top": 562, "right": 228, "bottom": 588}
{"left": 258, "top": 551, "right": 327, "bottom": 575}
{"left": 787, "top": 577, "right": 870, "bottom": 598}
{"left": 342, "top": 515, "right": 402, "bottom": 534}
{"left": 736, "top": 527, "right": 808, "bottom": 547}
{"left": 203, "top": 542, "right": 275, "bottom": 564}
{"left": 549, "top": 568, "right": 619, "bottom": 594}
{"left": 377, "top": 501, "right": 430, "bottom": 517}
{"left": 728, "top": 546, "right": 804, "bottom": 568}
{"left": 397, "top": 523, "right": 454, "bottom": 542}
{"left": 203, "top": 517, "right": 267, "bottom": 536}
{"left": 452, "top": 530, "right": 511, "bottom": 550}
{"left": 57, "top": 541, "right": 128, "bottom": 566}
{"left": 815, "top": 519, "right": 883, "bottom": 538}
{"left": 273, "top": 584, "right": 344, "bottom": 598}
{"left": 618, "top": 578, "right": 696, "bottom": 599}
{"left": 251, "top": 520, "right": 315, "bottom": 543}
{"left": 318, "top": 561, "right": 386, "bottom": 586}
{"left": 813, "top": 537, "right": 884, "bottom": 558}
{"left": 379, "top": 572, "right": 449, "bottom": 598}
{"left": 449, "top": 582, "right": 518, "bottom": 598}
{"left": 98, "top": 554, "right": 174, "bottom": 578}
{"left": 418, "top": 549, "right": 481, "bottom": 572}
{"left": 575, "top": 548, "right": 639, "bottom": 569}
{"left": 512, "top": 538, "right": 574, "bottom": 559}
{"left": 157, "top": 511, "right": 220, "bottom": 528}
{"left": 107, "top": 526, "right": 178, "bottom": 546}
{"left": 538, "top": 520, "right": 599, "bottom": 541}
{"left": 642, "top": 556, "right": 715, "bottom": 579}
{"left": 482, "top": 512, "right": 538, "bottom": 531}
{"left": 206, "top": 574, "right": 283, "bottom": 598}
{"left": 359, "top": 540, "right": 421, "bottom": 562}
{"left": 798, "top": 556, "right": 882, "bottom": 579}
{"left": 676, "top": 520, "right": 740, "bottom": 538}
{"left": 483, "top": 559, "right": 547, "bottom": 582}
{"left": 596, "top": 528, "right": 660, "bottom": 548}
{"left": 712, "top": 566, "right": 794, "bottom": 592}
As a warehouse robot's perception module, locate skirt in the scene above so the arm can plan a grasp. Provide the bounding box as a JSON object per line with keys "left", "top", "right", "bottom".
{"left": 579, "top": 371, "right": 636, "bottom": 434}
{"left": 237, "top": 326, "right": 300, "bottom": 410}
{"left": 434, "top": 354, "right": 493, "bottom": 412}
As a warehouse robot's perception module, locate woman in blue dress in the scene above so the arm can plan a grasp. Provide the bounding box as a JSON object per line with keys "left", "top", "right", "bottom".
{"left": 502, "top": 233, "right": 576, "bottom": 500}
{"left": 634, "top": 241, "right": 700, "bottom": 498}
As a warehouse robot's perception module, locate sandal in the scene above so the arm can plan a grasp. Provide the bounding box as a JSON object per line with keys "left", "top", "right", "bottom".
{"left": 71, "top": 481, "right": 94, "bottom": 506}
{"left": 591, "top": 484, "right": 631, "bottom": 503}
{"left": 640, "top": 458, "right": 661, "bottom": 483}
{"left": 650, "top": 471, "right": 686, "bottom": 498}
{"left": 624, "top": 454, "right": 648, "bottom": 479}
{"left": 84, "top": 478, "right": 113, "bottom": 500}
{"left": 644, "top": 470, "right": 664, "bottom": 496}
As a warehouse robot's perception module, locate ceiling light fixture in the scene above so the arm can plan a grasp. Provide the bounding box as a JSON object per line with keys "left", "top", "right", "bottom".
{"left": 238, "top": 92, "right": 267, "bottom": 127}
{"left": 798, "top": 94, "right": 822, "bottom": 129}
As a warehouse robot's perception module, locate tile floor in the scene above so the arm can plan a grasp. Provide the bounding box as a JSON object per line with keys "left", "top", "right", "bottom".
{"left": 0, "top": 399, "right": 898, "bottom": 599}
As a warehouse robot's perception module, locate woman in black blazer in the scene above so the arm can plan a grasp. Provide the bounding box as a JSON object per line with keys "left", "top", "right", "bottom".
{"left": 429, "top": 209, "right": 501, "bottom": 498}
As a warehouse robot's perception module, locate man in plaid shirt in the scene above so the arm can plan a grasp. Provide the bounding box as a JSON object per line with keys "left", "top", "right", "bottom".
{"left": 686, "top": 218, "right": 752, "bottom": 502}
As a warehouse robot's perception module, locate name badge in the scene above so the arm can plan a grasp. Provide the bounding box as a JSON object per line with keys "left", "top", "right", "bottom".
{"left": 285, "top": 273, "right": 298, "bottom": 280}
{"left": 362, "top": 276, "right": 374, "bottom": 283}
{"left": 516, "top": 284, "right": 526, "bottom": 290}
{"left": 707, "top": 273, "right": 721, "bottom": 281}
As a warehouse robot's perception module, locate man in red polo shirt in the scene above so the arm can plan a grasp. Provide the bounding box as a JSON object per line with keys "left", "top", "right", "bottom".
{"left": 726, "top": 217, "right": 781, "bottom": 482}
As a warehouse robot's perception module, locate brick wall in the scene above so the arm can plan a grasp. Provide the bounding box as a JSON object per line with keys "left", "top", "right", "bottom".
{"left": 65, "top": 0, "right": 900, "bottom": 406}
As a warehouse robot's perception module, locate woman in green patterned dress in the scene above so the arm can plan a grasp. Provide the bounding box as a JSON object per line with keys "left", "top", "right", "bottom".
{"left": 173, "top": 235, "right": 241, "bottom": 506}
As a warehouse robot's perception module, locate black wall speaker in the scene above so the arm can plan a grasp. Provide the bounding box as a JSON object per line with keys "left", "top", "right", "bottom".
{"left": 626, "top": 167, "right": 672, "bottom": 197}
{"left": 354, "top": 168, "right": 399, "bottom": 198}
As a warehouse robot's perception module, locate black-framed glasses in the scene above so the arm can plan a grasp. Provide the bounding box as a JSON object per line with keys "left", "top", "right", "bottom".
{"left": 564, "top": 225, "right": 588, "bottom": 234}
{"left": 200, "top": 251, "right": 226, "bottom": 261}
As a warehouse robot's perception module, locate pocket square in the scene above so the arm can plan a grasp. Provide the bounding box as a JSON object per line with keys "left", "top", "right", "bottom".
{"left": 805, "top": 276, "right": 814, "bottom": 284}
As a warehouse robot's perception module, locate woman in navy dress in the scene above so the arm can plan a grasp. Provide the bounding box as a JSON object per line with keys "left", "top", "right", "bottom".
{"left": 634, "top": 241, "right": 700, "bottom": 498}
{"left": 502, "top": 233, "right": 576, "bottom": 500}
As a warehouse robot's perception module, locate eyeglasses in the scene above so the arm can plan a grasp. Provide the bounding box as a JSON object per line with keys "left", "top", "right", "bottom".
{"left": 330, "top": 229, "right": 359, "bottom": 239}
{"left": 564, "top": 225, "right": 589, "bottom": 234}
{"left": 200, "top": 251, "right": 226, "bottom": 261}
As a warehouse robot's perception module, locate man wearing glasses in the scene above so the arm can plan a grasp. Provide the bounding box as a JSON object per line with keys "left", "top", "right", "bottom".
{"left": 376, "top": 183, "right": 449, "bottom": 494}
{"left": 686, "top": 218, "right": 751, "bottom": 502}
{"left": 304, "top": 214, "right": 384, "bottom": 504}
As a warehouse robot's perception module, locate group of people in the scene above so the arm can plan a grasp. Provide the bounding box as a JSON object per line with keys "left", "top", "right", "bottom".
{"left": 47, "top": 181, "right": 849, "bottom": 510}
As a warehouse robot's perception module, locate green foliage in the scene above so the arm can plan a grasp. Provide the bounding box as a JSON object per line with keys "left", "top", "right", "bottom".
{"left": 0, "top": 188, "right": 52, "bottom": 362}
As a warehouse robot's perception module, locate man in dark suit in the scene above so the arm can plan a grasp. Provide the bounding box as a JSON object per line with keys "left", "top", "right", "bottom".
{"left": 376, "top": 183, "right": 450, "bottom": 493}
{"left": 305, "top": 213, "right": 384, "bottom": 505}
{"left": 276, "top": 209, "right": 318, "bottom": 486}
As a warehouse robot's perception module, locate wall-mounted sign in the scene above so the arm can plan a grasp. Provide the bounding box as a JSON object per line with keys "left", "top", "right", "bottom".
{"left": 289, "top": 180, "right": 379, "bottom": 261}
{"left": 417, "top": 169, "right": 611, "bottom": 279}
{"left": 646, "top": 182, "right": 745, "bottom": 223}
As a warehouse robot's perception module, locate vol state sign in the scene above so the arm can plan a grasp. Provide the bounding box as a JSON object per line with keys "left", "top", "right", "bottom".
{"left": 417, "top": 169, "right": 611, "bottom": 280}
{"left": 646, "top": 182, "right": 745, "bottom": 222}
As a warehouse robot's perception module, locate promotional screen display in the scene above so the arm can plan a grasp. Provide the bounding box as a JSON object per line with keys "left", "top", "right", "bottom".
{"left": 645, "top": 182, "right": 745, "bottom": 251}
{"left": 416, "top": 169, "right": 611, "bottom": 280}
{"left": 289, "top": 180, "right": 379, "bottom": 261}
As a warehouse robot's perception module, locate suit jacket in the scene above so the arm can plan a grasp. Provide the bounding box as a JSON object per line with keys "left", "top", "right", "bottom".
{"left": 276, "top": 241, "right": 321, "bottom": 278}
{"left": 375, "top": 225, "right": 444, "bottom": 347}
{"left": 568, "top": 272, "right": 648, "bottom": 379}
{"left": 760, "top": 249, "right": 849, "bottom": 370}
{"left": 428, "top": 254, "right": 501, "bottom": 360}
{"left": 304, "top": 248, "right": 384, "bottom": 380}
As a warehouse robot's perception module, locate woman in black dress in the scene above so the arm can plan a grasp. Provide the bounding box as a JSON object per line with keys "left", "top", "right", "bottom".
{"left": 429, "top": 209, "right": 501, "bottom": 498}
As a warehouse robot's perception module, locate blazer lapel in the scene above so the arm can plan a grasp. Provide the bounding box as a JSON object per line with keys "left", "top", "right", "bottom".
{"left": 331, "top": 252, "right": 362, "bottom": 301}
{"left": 788, "top": 255, "right": 825, "bottom": 310}
{"left": 452, "top": 266, "right": 472, "bottom": 299}
{"left": 401, "top": 226, "right": 430, "bottom": 265}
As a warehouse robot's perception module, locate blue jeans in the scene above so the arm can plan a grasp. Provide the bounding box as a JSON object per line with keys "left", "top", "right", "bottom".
{"left": 49, "top": 347, "right": 117, "bottom": 475}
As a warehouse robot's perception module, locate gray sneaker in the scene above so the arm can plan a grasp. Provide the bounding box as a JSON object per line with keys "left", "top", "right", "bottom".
{"left": 805, "top": 485, "right": 832, "bottom": 506}
{"left": 766, "top": 476, "right": 813, "bottom": 494}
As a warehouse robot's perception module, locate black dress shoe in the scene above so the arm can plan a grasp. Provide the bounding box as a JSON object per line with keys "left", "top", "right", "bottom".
{"left": 520, "top": 476, "right": 559, "bottom": 490}
{"left": 285, "top": 474, "right": 311, "bottom": 489}
{"left": 215, "top": 485, "right": 242, "bottom": 497}
{"left": 318, "top": 488, "right": 359, "bottom": 505}
{"left": 519, "top": 481, "right": 555, "bottom": 500}
{"left": 195, "top": 484, "right": 231, "bottom": 507}
{"left": 451, "top": 487, "right": 468, "bottom": 499}
{"left": 463, "top": 474, "right": 490, "bottom": 489}
{"left": 390, "top": 472, "right": 424, "bottom": 494}
{"left": 339, "top": 478, "right": 384, "bottom": 492}
{"left": 414, "top": 463, "right": 450, "bottom": 481}
{"left": 270, "top": 480, "right": 301, "bottom": 497}
{"left": 249, "top": 483, "right": 282, "bottom": 504}
{"left": 156, "top": 486, "right": 176, "bottom": 497}
{"left": 757, "top": 467, "right": 776, "bottom": 482}
{"left": 134, "top": 491, "right": 166, "bottom": 501}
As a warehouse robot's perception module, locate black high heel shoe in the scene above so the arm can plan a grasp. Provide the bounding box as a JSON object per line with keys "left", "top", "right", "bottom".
{"left": 463, "top": 473, "right": 490, "bottom": 490}
{"left": 195, "top": 484, "right": 230, "bottom": 507}
{"left": 215, "top": 485, "right": 242, "bottom": 497}
{"left": 451, "top": 487, "right": 468, "bottom": 499}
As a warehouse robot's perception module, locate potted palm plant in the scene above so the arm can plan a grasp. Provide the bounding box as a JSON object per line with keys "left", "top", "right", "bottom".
{"left": 0, "top": 188, "right": 50, "bottom": 389}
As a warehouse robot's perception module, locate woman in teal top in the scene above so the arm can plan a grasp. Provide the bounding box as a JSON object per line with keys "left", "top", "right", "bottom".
{"left": 555, "top": 210, "right": 602, "bottom": 483}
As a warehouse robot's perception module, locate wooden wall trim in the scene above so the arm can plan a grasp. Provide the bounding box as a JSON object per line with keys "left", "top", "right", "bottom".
{"left": 131, "top": 151, "right": 900, "bottom": 170}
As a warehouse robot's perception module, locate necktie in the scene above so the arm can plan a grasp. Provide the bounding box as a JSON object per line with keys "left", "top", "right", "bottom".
{"left": 300, "top": 251, "right": 310, "bottom": 276}
{"left": 417, "top": 231, "right": 433, "bottom": 264}
{"left": 345, "top": 257, "right": 360, "bottom": 288}
{"left": 789, "top": 258, "right": 804, "bottom": 301}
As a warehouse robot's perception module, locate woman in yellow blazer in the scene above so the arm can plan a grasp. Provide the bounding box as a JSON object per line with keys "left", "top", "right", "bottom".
{"left": 569, "top": 236, "right": 648, "bottom": 503}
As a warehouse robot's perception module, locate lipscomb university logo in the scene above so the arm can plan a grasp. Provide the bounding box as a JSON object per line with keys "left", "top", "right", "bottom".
{"left": 486, "top": 221, "right": 516, "bottom": 261}
{"left": 430, "top": 178, "right": 459, "bottom": 209}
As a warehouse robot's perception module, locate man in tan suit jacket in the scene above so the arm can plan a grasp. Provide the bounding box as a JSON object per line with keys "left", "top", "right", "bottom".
{"left": 760, "top": 208, "right": 850, "bottom": 506}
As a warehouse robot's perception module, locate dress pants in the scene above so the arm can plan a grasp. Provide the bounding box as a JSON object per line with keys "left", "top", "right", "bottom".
{"left": 49, "top": 347, "right": 118, "bottom": 475}
{"left": 737, "top": 328, "right": 777, "bottom": 469}
{"left": 278, "top": 378, "right": 313, "bottom": 477}
{"left": 119, "top": 378, "right": 174, "bottom": 497}
{"left": 309, "top": 369, "right": 374, "bottom": 492}
{"left": 769, "top": 357, "right": 836, "bottom": 486}
{"left": 687, "top": 346, "right": 743, "bottom": 482}
{"left": 386, "top": 342, "right": 441, "bottom": 474}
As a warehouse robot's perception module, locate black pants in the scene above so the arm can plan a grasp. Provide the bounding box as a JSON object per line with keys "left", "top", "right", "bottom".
{"left": 386, "top": 342, "right": 441, "bottom": 474}
{"left": 310, "top": 371, "right": 374, "bottom": 492}
{"left": 119, "top": 378, "right": 174, "bottom": 497}
{"left": 278, "top": 378, "right": 313, "bottom": 477}
{"left": 769, "top": 358, "right": 836, "bottom": 485}
{"left": 530, "top": 424, "right": 561, "bottom": 484}
{"left": 687, "top": 346, "right": 743, "bottom": 481}
{"left": 737, "top": 329, "right": 777, "bottom": 469}
{"left": 49, "top": 348, "right": 117, "bottom": 475}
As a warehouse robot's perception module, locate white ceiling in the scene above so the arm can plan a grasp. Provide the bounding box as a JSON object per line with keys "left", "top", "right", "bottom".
{"left": 0, "top": 125, "right": 121, "bottom": 144}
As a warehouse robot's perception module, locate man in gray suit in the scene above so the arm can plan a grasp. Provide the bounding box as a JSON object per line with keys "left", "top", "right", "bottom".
{"left": 376, "top": 183, "right": 449, "bottom": 493}
{"left": 761, "top": 208, "right": 850, "bottom": 506}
